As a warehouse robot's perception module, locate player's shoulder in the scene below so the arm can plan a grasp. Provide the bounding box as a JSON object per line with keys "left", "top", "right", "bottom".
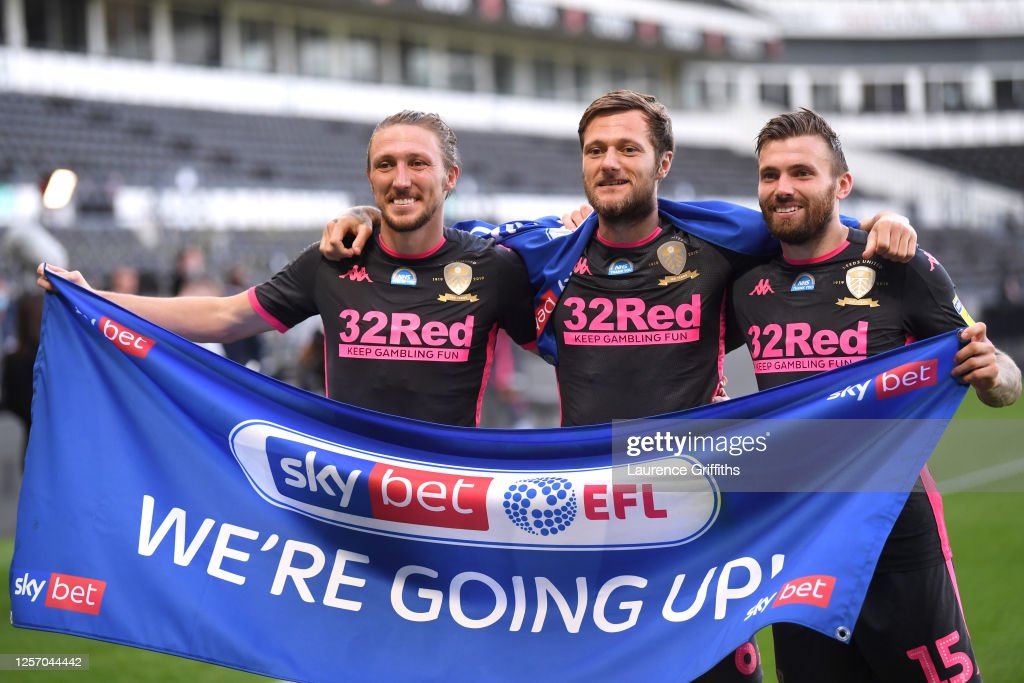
{"left": 904, "top": 245, "right": 953, "bottom": 282}
{"left": 730, "top": 256, "right": 780, "bottom": 292}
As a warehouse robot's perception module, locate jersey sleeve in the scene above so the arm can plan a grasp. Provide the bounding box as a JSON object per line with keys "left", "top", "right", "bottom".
{"left": 903, "top": 249, "right": 974, "bottom": 340}
{"left": 251, "top": 243, "right": 322, "bottom": 332}
{"left": 495, "top": 246, "right": 539, "bottom": 347}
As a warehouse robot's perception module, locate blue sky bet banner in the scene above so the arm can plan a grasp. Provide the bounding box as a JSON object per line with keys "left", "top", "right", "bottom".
{"left": 12, "top": 276, "right": 966, "bottom": 682}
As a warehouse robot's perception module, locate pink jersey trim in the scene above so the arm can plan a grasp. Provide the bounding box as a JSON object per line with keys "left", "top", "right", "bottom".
{"left": 475, "top": 324, "right": 499, "bottom": 427}
{"left": 556, "top": 374, "right": 563, "bottom": 426}
{"left": 376, "top": 234, "right": 446, "bottom": 260}
{"left": 783, "top": 240, "right": 850, "bottom": 266}
{"left": 247, "top": 287, "right": 289, "bottom": 333}
{"left": 905, "top": 334, "right": 917, "bottom": 346}
{"left": 595, "top": 226, "right": 663, "bottom": 248}
{"left": 321, "top": 327, "right": 329, "bottom": 398}
{"left": 920, "top": 466, "right": 971, "bottom": 635}
{"left": 713, "top": 296, "right": 727, "bottom": 401}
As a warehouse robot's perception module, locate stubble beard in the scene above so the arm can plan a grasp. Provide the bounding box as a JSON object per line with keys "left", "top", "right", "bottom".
{"left": 380, "top": 196, "right": 442, "bottom": 234}
{"left": 760, "top": 184, "right": 837, "bottom": 245}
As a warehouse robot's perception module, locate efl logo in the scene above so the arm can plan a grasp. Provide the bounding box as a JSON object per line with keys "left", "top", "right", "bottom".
{"left": 875, "top": 359, "right": 938, "bottom": 400}
{"left": 772, "top": 575, "right": 835, "bottom": 609}
{"left": 99, "top": 316, "right": 154, "bottom": 358}
{"left": 44, "top": 572, "right": 107, "bottom": 615}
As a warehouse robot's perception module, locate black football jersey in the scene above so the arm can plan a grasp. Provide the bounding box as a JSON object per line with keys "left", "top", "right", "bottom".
{"left": 252, "top": 228, "right": 535, "bottom": 426}
{"left": 553, "top": 226, "right": 753, "bottom": 426}
{"left": 731, "top": 228, "right": 973, "bottom": 571}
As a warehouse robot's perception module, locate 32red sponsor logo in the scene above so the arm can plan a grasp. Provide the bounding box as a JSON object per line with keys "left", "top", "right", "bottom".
{"left": 562, "top": 294, "right": 701, "bottom": 332}
{"left": 875, "top": 359, "right": 938, "bottom": 400}
{"left": 99, "top": 316, "right": 155, "bottom": 358}
{"left": 368, "top": 464, "right": 492, "bottom": 530}
{"left": 772, "top": 575, "right": 835, "bottom": 609}
{"left": 338, "top": 310, "right": 472, "bottom": 348}
{"left": 44, "top": 572, "right": 107, "bottom": 615}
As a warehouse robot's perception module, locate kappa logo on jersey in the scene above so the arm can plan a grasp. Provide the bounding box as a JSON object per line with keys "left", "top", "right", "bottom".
{"left": 922, "top": 249, "right": 940, "bottom": 272}
{"left": 339, "top": 265, "right": 373, "bottom": 283}
{"left": 13, "top": 571, "right": 107, "bottom": 615}
{"left": 837, "top": 265, "right": 880, "bottom": 307}
{"left": 748, "top": 279, "right": 775, "bottom": 296}
{"left": 791, "top": 273, "right": 815, "bottom": 292}
{"left": 608, "top": 258, "right": 634, "bottom": 276}
{"left": 573, "top": 257, "right": 592, "bottom": 276}
{"left": 231, "top": 422, "right": 719, "bottom": 549}
{"left": 390, "top": 268, "right": 417, "bottom": 287}
{"left": 99, "top": 316, "right": 155, "bottom": 359}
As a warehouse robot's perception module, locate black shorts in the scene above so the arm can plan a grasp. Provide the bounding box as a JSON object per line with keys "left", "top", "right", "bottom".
{"left": 693, "top": 637, "right": 762, "bottom": 682}
{"left": 773, "top": 562, "right": 980, "bottom": 683}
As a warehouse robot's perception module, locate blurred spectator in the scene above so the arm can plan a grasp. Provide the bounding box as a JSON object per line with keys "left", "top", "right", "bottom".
{"left": 2, "top": 292, "right": 43, "bottom": 471}
{"left": 0, "top": 276, "right": 11, "bottom": 350}
{"left": 295, "top": 328, "right": 326, "bottom": 396}
{"left": 177, "top": 277, "right": 227, "bottom": 357}
{"left": 108, "top": 265, "right": 140, "bottom": 294}
{"left": 172, "top": 245, "right": 208, "bottom": 295}
{"left": 983, "top": 269, "right": 1024, "bottom": 343}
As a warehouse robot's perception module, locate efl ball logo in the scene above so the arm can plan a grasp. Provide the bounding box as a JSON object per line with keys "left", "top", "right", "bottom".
{"left": 503, "top": 477, "right": 577, "bottom": 537}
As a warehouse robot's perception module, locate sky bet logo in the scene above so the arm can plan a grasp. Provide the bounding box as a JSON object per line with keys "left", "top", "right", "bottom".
{"left": 13, "top": 571, "right": 107, "bottom": 615}
{"left": 230, "top": 422, "right": 720, "bottom": 550}
{"left": 828, "top": 358, "right": 938, "bottom": 402}
{"left": 99, "top": 316, "right": 154, "bottom": 358}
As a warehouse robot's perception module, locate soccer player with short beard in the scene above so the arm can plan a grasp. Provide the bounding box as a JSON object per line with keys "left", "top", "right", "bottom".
{"left": 731, "top": 108, "right": 1020, "bottom": 683}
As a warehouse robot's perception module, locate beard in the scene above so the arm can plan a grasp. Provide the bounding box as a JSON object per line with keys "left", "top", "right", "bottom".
{"left": 760, "top": 182, "right": 837, "bottom": 245}
{"left": 379, "top": 195, "right": 442, "bottom": 233}
{"left": 584, "top": 172, "right": 658, "bottom": 225}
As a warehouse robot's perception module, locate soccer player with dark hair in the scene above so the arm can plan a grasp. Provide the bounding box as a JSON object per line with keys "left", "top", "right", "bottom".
{"left": 730, "top": 107, "right": 1020, "bottom": 682}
